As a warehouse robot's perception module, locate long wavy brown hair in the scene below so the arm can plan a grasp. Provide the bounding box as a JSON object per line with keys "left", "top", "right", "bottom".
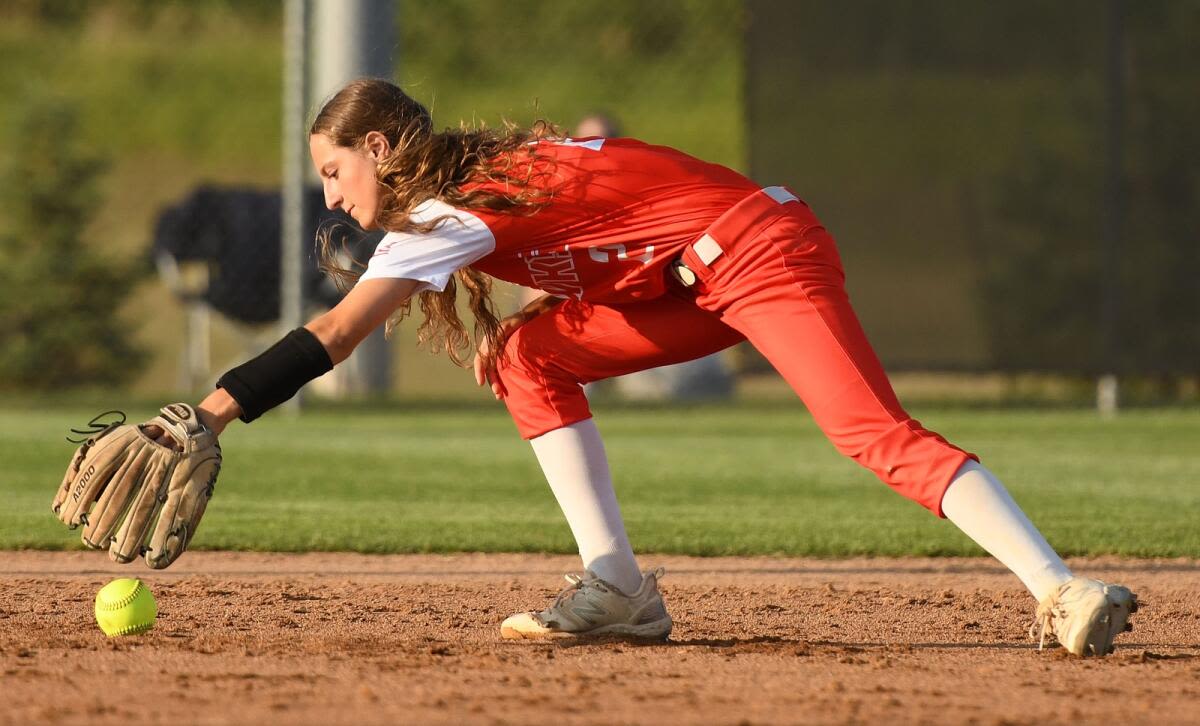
{"left": 310, "top": 78, "right": 555, "bottom": 365}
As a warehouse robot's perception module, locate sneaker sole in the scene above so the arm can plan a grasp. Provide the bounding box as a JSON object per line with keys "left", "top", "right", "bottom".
{"left": 501, "top": 616, "right": 673, "bottom": 641}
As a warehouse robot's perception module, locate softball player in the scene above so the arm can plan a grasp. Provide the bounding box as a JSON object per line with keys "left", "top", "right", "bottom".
{"left": 193, "top": 79, "right": 1136, "bottom": 655}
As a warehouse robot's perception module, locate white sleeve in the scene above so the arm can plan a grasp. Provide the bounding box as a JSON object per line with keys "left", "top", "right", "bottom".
{"left": 358, "top": 199, "right": 496, "bottom": 294}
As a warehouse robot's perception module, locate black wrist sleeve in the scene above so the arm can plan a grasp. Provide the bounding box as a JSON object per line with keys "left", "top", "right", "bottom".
{"left": 216, "top": 327, "right": 334, "bottom": 423}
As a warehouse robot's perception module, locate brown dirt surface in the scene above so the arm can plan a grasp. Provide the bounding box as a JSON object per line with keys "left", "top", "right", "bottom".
{"left": 2, "top": 552, "right": 1197, "bottom": 725}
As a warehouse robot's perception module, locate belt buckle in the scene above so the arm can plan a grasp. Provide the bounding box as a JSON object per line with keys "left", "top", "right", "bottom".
{"left": 670, "top": 259, "right": 698, "bottom": 287}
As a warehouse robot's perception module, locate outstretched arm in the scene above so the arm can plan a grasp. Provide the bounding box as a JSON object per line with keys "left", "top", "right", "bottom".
{"left": 197, "top": 277, "right": 419, "bottom": 434}
{"left": 53, "top": 278, "right": 416, "bottom": 570}
{"left": 305, "top": 277, "right": 419, "bottom": 364}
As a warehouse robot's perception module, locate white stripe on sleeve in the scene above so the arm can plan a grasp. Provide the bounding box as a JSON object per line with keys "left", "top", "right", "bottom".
{"left": 358, "top": 199, "right": 497, "bottom": 293}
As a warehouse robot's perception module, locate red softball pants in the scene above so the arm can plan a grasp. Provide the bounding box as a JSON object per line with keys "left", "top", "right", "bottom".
{"left": 495, "top": 189, "right": 976, "bottom": 516}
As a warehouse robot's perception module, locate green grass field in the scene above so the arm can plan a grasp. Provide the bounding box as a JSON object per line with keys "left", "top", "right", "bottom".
{"left": 3, "top": 401, "right": 1197, "bottom": 558}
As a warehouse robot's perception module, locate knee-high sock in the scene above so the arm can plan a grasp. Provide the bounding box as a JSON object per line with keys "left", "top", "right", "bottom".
{"left": 528, "top": 419, "right": 643, "bottom": 594}
{"left": 941, "top": 460, "right": 1074, "bottom": 602}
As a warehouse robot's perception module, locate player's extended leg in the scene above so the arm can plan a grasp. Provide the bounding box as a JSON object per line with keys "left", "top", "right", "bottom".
{"left": 709, "top": 216, "right": 973, "bottom": 514}
{"left": 694, "top": 204, "right": 1135, "bottom": 654}
{"left": 495, "top": 295, "right": 744, "bottom": 639}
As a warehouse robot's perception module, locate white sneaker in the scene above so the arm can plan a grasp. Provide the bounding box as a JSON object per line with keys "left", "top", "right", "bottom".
{"left": 501, "top": 567, "right": 673, "bottom": 640}
{"left": 1031, "top": 577, "right": 1137, "bottom": 656}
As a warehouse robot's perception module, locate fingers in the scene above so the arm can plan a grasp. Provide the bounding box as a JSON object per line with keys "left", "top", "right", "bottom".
{"left": 53, "top": 444, "right": 89, "bottom": 515}
{"left": 141, "top": 424, "right": 183, "bottom": 452}
{"left": 473, "top": 346, "right": 507, "bottom": 398}
{"left": 474, "top": 329, "right": 495, "bottom": 387}
{"left": 478, "top": 354, "right": 506, "bottom": 399}
{"left": 146, "top": 452, "right": 221, "bottom": 569}
{"left": 488, "top": 364, "right": 507, "bottom": 400}
{"left": 55, "top": 427, "right": 144, "bottom": 528}
{"left": 475, "top": 314, "right": 528, "bottom": 398}
{"left": 472, "top": 351, "right": 507, "bottom": 399}
{"left": 473, "top": 353, "right": 485, "bottom": 387}
{"left": 82, "top": 445, "right": 157, "bottom": 550}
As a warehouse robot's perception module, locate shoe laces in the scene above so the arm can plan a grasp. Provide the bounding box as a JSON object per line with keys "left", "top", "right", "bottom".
{"left": 1029, "top": 581, "right": 1090, "bottom": 651}
{"left": 1029, "top": 597, "right": 1060, "bottom": 651}
{"left": 551, "top": 571, "right": 612, "bottom": 610}
{"left": 549, "top": 567, "right": 664, "bottom": 610}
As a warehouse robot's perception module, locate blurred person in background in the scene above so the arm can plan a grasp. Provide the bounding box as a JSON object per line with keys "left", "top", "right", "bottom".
{"left": 573, "top": 112, "right": 621, "bottom": 139}
{"left": 189, "top": 79, "right": 1135, "bottom": 656}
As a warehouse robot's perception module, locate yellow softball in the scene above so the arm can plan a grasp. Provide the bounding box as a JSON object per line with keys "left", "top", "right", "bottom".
{"left": 94, "top": 578, "right": 157, "bottom": 637}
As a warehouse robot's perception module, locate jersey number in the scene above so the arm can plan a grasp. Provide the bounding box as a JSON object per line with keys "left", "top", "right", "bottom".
{"left": 588, "top": 243, "right": 654, "bottom": 265}
{"left": 554, "top": 138, "right": 653, "bottom": 265}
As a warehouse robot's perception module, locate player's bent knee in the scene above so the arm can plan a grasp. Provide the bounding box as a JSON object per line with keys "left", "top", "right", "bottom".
{"left": 846, "top": 420, "right": 976, "bottom": 517}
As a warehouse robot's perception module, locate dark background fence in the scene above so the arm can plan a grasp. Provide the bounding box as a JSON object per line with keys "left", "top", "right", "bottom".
{"left": 747, "top": 0, "right": 1198, "bottom": 375}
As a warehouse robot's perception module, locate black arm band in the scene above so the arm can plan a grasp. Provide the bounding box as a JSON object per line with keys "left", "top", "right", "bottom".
{"left": 216, "top": 327, "right": 334, "bottom": 423}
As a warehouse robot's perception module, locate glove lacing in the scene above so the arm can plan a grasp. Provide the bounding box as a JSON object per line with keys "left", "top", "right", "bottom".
{"left": 66, "top": 410, "right": 126, "bottom": 444}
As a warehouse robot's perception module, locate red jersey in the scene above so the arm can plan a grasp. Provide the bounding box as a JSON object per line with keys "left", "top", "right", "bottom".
{"left": 359, "top": 137, "right": 759, "bottom": 303}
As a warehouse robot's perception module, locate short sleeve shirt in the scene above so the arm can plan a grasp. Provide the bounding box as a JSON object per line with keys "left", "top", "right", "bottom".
{"left": 358, "top": 198, "right": 495, "bottom": 295}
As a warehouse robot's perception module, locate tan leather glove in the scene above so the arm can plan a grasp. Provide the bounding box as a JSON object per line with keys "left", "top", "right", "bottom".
{"left": 52, "top": 403, "right": 222, "bottom": 569}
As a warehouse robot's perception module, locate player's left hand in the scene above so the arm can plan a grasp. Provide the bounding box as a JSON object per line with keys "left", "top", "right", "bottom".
{"left": 473, "top": 315, "right": 526, "bottom": 400}
{"left": 52, "top": 403, "right": 222, "bottom": 569}
{"left": 474, "top": 294, "right": 564, "bottom": 400}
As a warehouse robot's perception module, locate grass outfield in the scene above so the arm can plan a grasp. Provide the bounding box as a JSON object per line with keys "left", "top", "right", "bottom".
{"left": 3, "top": 401, "right": 1197, "bottom": 557}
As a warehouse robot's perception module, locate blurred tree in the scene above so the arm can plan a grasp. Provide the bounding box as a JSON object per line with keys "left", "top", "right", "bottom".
{"left": 0, "top": 94, "right": 147, "bottom": 389}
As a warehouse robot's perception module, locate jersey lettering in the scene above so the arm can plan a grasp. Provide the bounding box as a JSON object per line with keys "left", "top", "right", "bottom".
{"left": 525, "top": 250, "right": 584, "bottom": 299}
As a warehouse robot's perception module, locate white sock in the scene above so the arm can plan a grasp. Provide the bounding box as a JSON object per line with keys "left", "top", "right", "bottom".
{"left": 528, "top": 419, "right": 644, "bottom": 594}
{"left": 941, "top": 460, "right": 1074, "bottom": 602}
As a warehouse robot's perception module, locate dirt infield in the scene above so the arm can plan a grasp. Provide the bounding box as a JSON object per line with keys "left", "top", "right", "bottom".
{"left": 2, "top": 552, "right": 1197, "bottom": 725}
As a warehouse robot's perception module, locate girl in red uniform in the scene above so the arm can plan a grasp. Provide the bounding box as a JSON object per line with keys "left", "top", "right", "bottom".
{"left": 196, "top": 79, "right": 1135, "bottom": 655}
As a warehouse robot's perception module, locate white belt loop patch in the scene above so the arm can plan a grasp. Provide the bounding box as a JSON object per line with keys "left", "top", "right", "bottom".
{"left": 763, "top": 186, "right": 799, "bottom": 205}
{"left": 693, "top": 234, "right": 723, "bottom": 265}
